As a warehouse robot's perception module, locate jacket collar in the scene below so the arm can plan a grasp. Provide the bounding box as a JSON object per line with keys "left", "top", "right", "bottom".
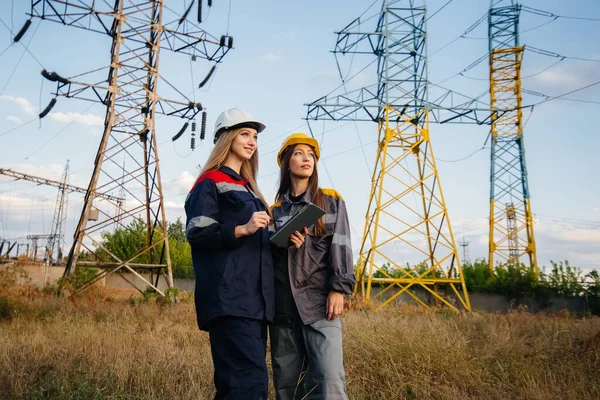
{"left": 281, "top": 188, "right": 312, "bottom": 213}
{"left": 219, "top": 165, "right": 246, "bottom": 182}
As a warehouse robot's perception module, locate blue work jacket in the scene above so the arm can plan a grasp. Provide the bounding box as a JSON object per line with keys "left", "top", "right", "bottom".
{"left": 185, "top": 166, "right": 274, "bottom": 330}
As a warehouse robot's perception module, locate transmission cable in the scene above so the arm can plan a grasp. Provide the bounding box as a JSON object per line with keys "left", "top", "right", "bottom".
{"left": 429, "top": 11, "right": 488, "bottom": 57}
{"left": 528, "top": 79, "right": 600, "bottom": 107}
{"left": 436, "top": 146, "right": 489, "bottom": 163}
{"left": 0, "top": 16, "right": 45, "bottom": 69}
{"left": 521, "top": 6, "right": 600, "bottom": 23}
{"left": 434, "top": 52, "right": 488, "bottom": 85}
{"left": 520, "top": 18, "right": 558, "bottom": 34}
{"left": 526, "top": 45, "right": 600, "bottom": 64}
{"left": 10, "top": 0, "right": 14, "bottom": 39}
{"left": 20, "top": 103, "right": 96, "bottom": 162}
{"left": 0, "top": 117, "right": 37, "bottom": 137}
{"left": 523, "top": 88, "right": 600, "bottom": 106}
{"left": 0, "top": 43, "right": 11, "bottom": 58}
{"left": 226, "top": 0, "right": 232, "bottom": 35}
{"left": 0, "top": 19, "right": 41, "bottom": 96}
{"left": 426, "top": 0, "right": 457, "bottom": 22}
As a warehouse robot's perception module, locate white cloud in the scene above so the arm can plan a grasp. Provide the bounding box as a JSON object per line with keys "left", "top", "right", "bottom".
{"left": 537, "top": 222, "right": 600, "bottom": 243}
{"left": 164, "top": 200, "right": 185, "bottom": 210}
{"left": 48, "top": 112, "right": 104, "bottom": 127}
{"left": 0, "top": 95, "right": 36, "bottom": 116}
{"left": 260, "top": 53, "right": 282, "bottom": 62}
{"left": 6, "top": 115, "right": 22, "bottom": 124}
{"left": 160, "top": 171, "right": 197, "bottom": 197}
{"left": 535, "top": 69, "right": 584, "bottom": 87}
{"left": 0, "top": 163, "right": 67, "bottom": 181}
{"left": 275, "top": 31, "right": 297, "bottom": 40}
{"left": 531, "top": 63, "right": 600, "bottom": 91}
{"left": 177, "top": 171, "right": 196, "bottom": 191}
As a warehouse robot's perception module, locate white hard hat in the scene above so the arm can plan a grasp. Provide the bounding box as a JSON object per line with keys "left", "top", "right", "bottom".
{"left": 213, "top": 108, "right": 266, "bottom": 144}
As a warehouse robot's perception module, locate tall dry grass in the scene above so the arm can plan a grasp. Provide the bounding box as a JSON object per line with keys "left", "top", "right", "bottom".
{"left": 0, "top": 286, "right": 599, "bottom": 399}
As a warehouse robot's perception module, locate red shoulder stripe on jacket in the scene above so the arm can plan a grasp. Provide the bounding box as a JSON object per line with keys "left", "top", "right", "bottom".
{"left": 190, "top": 170, "right": 245, "bottom": 193}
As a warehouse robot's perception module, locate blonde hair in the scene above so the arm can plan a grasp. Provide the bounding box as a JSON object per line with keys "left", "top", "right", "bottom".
{"left": 200, "top": 127, "right": 270, "bottom": 212}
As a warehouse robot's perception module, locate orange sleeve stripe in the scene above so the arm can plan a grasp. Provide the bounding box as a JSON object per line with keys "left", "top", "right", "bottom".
{"left": 320, "top": 188, "right": 343, "bottom": 201}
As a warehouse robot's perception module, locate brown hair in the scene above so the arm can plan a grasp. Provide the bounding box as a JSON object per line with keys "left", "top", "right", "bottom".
{"left": 276, "top": 145, "right": 326, "bottom": 236}
{"left": 200, "top": 127, "right": 270, "bottom": 212}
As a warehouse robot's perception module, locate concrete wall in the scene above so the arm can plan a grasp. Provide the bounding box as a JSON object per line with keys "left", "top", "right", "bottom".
{"left": 0, "top": 263, "right": 195, "bottom": 293}
{"left": 1, "top": 263, "right": 65, "bottom": 288}
{"left": 0, "top": 263, "right": 590, "bottom": 314}
{"left": 367, "top": 286, "right": 588, "bottom": 314}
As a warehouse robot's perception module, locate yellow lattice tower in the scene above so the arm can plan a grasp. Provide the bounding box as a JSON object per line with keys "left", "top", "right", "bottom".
{"left": 355, "top": 107, "right": 470, "bottom": 311}
{"left": 307, "top": 1, "right": 473, "bottom": 311}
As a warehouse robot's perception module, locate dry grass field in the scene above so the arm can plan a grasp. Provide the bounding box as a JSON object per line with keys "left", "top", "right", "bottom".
{"left": 1, "top": 271, "right": 599, "bottom": 399}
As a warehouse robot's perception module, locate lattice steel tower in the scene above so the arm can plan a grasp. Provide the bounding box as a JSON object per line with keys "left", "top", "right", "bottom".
{"left": 307, "top": 0, "right": 471, "bottom": 311}
{"left": 488, "top": 1, "right": 537, "bottom": 275}
{"left": 48, "top": 160, "right": 70, "bottom": 265}
{"left": 25, "top": 1, "right": 231, "bottom": 293}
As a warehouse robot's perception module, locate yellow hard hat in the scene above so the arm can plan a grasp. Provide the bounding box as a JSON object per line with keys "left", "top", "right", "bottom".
{"left": 277, "top": 133, "right": 321, "bottom": 166}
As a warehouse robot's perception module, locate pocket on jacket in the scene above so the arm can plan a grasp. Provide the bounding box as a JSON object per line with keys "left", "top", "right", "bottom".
{"left": 223, "top": 191, "right": 254, "bottom": 204}
{"left": 219, "top": 253, "right": 237, "bottom": 292}
{"left": 307, "top": 235, "right": 331, "bottom": 267}
{"left": 222, "top": 192, "right": 261, "bottom": 226}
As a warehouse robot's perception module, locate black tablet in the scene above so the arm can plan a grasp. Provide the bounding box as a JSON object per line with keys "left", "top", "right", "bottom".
{"left": 270, "top": 203, "right": 326, "bottom": 248}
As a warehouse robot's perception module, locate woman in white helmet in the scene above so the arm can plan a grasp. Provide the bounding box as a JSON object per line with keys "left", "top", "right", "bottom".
{"left": 269, "top": 133, "right": 355, "bottom": 399}
{"left": 185, "top": 108, "right": 303, "bottom": 399}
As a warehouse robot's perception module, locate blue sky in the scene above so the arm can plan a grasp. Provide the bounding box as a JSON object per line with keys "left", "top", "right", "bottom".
{"left": 0, "top": 0, "right": 599, "bottom": 271}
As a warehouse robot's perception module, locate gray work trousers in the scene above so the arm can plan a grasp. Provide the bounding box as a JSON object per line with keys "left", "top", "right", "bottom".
{"left": 270, "top": 318, "right": 349, "bottom": 400}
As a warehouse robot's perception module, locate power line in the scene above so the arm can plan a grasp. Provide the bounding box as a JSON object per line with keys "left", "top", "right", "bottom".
{"left": 10, "top": 0, "right": 14, "bottom": 38}
{"left": 261, "top": 121, "right": 355, "bottom": 157}
{"left": 0, "top": 43, "right": 11, "bottom": 58}
{"left": 433, "top": 15, "right": 599, "bottom": 85}
{"left": 20, "top": 103, "right": 96, "bottom": 162}
{"left": 260, "top": 121, "right": 309, "bottom": 147}
{"left": 429, "top": 11, "right": 488, "bottom": 57}
{"left": 535, "top": 214, "right": 600, "bottom": 225}
{"left": 436, "top": 147, "right": 489, "bottom": 163}
{"left": 0, "top": 19, "right": 41, "bottom": 96}
{"left": 534, "top": 214, "right": 600, "bottom": 230}
{"left": 321, "top": 139, "right": 377, "bottom": 160}
{"left": 549, "top": 97, "right": 600, "bottom": 106}
{"left": 332, "top": 47, "right": 373, "bottom": 176}
{"left": 0, "top": 16, "right": 45, "bottom": 69}
{"left": 258, "top": 137, "right": 378, "bottom": 179}
{"left": 226, "top": 0, "right": 232, "bottom": 35}
{"left": 426, "top": 0, "right": 457, "bottom": 22}
{"left": 522, "top": 6, "right": 600, "bottom": 23}
{"left": 528, "top": 79, "right": 600, "bottom": 107}
{"left": 351, "top": 121, "right": 372, "bottom": 172}
{"left": 520, "top": 18, "right": 558, "bottom": 34}
{"left": 526, "top": 45, "right": 600, "bottom": 64}
{"left": 523, "top": 88, "right": 600, "bottom": 107}
{"left": 0, "top": 117, "right": 37, "bottom": 137}
{"left": 359, "top": 0, "right": 380, "bottom": 19}
{"left": 434, "top": 52, "right": 488, "bottom": 84}
{"left": 521, "top": 57, "right": 565, "bottom": 79}
{"left": 321, "top": 58, "right": 378, "bottom": 100}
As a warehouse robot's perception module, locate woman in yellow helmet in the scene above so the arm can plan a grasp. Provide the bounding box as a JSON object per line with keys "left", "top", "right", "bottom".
{"left": 269, "top": 133, "right": 355, "bottom": 399}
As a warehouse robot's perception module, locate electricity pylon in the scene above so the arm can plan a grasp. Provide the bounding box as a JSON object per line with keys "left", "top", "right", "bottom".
{"left": 0, "top": 168, "right": 122, "bottom": 202}
{"left": 27, "top": 234, "right": 58, "bottom": 261}
{"left": 23, "top": 1, "right": 232, "bottom": 294}
{"left": 304, "top": 0, "right": 508, "bottom": 311}
{"left": 488, "top": 1, "right": 538, "bottom": 276}
{"left": 47, "top": 161, "right": 70, "bottom": 265}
